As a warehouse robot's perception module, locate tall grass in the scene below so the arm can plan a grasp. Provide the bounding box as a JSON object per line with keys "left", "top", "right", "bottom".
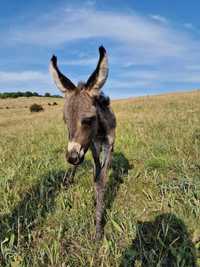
{"left": 0, "top": 92, "right": 200, "bottom": 266}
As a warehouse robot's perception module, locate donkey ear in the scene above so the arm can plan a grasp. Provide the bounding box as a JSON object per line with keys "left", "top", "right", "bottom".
{"left": 86, "top": 46, "right": 108, "bottom": 97}
{"left": 49, "top": 55, "right": 76, "bottom": 93}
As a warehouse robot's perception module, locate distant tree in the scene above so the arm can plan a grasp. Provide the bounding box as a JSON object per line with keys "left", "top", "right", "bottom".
{"left": 0, "top": 91, "right": 55, "bottom": 98}
{"left": 12, "top": 92, "right": 18, "bottom": 98}
{"left": 52, "top": 94, "right": 62, "bottom": 98}
{"left": 44, "top": 92, "right": 51, "bottom": 97}
{"left": 33, "top": 92, "right": 39, "bottom": 97}
{"left": 16, "top": 91, "right": 24, "bottom": 97}
{"left": 25, "top": 91, "right": 34, "bottom": 97}
{"left": 3, "top": 93, "right": 9, "bottom": 98}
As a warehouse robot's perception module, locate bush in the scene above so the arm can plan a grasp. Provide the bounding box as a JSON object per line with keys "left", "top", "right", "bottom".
{"left": 30, "top": 103, "right": 44, "bottom": 112}
{"left": 45, "top": 92, "right": 51, "bottom": 97}
{"left": 25, "top": 91, "right": 34, "bottom": 97}
{"left": 53, "top": 102, "right": 58, "bottom": 105}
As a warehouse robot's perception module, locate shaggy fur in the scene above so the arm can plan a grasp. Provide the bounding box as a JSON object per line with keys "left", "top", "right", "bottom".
{"left": 49, "top": 46, "right": 116, "bottom": 240}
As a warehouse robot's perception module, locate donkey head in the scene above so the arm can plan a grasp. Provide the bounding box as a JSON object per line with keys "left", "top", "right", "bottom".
{"left": 50, "top": 46, "right": 108, "bottom": 165}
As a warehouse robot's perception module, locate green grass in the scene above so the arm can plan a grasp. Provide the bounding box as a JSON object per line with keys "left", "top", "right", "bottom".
{"left": 0, "top": 92, "right": 200, "bottom": 266}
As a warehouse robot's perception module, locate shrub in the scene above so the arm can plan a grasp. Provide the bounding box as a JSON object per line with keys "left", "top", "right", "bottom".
{"left": 25, "top": 91, "right": 34, "bottom": 97}
{"left": 30, "top": 103, "right": 44, "bottom": 112}
{"left": 53, "top": 102, "right": 58, "bottom": 105}
{"left": 45, "top": 92, "right": 51, "bottom": 97}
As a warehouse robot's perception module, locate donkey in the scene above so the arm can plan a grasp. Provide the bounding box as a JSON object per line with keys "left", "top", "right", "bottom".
{"left": 49, "top": 46, "right": 116, "bottom": 240}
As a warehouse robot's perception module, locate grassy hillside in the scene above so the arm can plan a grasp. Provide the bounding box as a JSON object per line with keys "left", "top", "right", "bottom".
{"left": 0, "top": 92, "right": 200, "bottom": 266}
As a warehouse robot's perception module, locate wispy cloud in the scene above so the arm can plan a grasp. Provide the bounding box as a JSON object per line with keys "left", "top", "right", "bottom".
{"left": 150, "top": 14, "right": 168, "bottom": 24}
{"left": 7, "top": 5, "right": 200, "bottom": 69}
{"left": 183, "top": 23, "right": 194, "bottom": 30}
{"left": 0, "top": 71, "right": 48, "bottom": 82}
{"left": 8, "top": 7, "right": 190, "bottom": 59}
{"left": 0, "top": 71, "right": 52, "bottom": 93}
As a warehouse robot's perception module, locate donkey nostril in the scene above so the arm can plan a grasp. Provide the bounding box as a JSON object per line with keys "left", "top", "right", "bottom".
{"left": 68, "top": 151, "right": 79, "bottom": 164}
{"left": 71, "top": 151, "right": 78, "bottom": 160}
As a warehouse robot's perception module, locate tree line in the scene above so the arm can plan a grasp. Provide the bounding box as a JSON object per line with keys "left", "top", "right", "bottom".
{"left": 0, "top": 91, "right": 62, "bottom": 99}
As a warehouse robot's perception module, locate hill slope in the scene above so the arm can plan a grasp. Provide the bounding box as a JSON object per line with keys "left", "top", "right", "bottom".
{"left": 0, "top": 91, "right": 200, "bottom": 266}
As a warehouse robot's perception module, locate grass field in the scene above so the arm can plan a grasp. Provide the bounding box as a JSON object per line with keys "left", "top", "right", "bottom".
{"left": 0, "top": 91, "right": 200, "bottom": 266}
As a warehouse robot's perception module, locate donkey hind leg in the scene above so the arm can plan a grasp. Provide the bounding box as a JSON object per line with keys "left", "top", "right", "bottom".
{"left": 92, "top": 140, "right": 113, "bottom": 240}
{"left": 91, "top": 141, "right": 101, "bottom": 182}
{"left": 91, "top": 140, "right": 102, "bottom": 239}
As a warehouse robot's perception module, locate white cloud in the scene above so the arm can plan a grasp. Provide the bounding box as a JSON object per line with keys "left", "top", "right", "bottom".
{"left": 7, "top": 4, "right": 200, "bottom": 73}
{"left": 184, "top": 23, "right": 194, "bottom": 30}
{"left": 150, "top": 14, "right": 168, "bottom": 24}
{"left": 186, "top": 64, "right": 200, "bottom": 71}
{"left": 0, "top": 71, "right": 48, "bottom": 82}
{"left": 9, "top": 7, "right": 192, "bottom": 61}
{"left": 0, "top": 71, "right": 54, "bottom": 93}
{"left": 112, "top": 66, "right": 200, "bottom": 90}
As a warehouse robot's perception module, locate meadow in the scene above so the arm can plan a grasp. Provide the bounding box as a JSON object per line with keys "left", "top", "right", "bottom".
{"left": 0, "top": 91, "right": 200, "bottom": 266}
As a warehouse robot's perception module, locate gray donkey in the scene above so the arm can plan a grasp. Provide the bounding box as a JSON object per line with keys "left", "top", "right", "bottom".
{"left": 49, "top": 46, "right": 116, "bottom": 240}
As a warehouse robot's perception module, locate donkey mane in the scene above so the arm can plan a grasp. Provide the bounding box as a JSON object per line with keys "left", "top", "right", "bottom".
{"left": 77, "top": 81, "right": 110, "bottom": 107}
{"left": 95, "top": 92, "right": 110, "bottom": 107}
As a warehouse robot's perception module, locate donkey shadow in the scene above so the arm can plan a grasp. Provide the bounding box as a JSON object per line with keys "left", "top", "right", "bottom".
{"left": 0, "top": 165, "right": 85, "bottom": 265}
{"left": 0, "top": 153, "right": 129, "bottom": 264}
{"left": 0, "top": 159, "right": 93, "bottom": 245}
{"left": 120, "top": 213, "right": 197, "bottom": 267}
{"left": 101, "top": 152, "right": 130, "bottom": 234}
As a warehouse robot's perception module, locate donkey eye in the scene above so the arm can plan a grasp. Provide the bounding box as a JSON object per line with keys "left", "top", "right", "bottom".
{"left": 81, "top": 116, "right": 96, "bottom": 125}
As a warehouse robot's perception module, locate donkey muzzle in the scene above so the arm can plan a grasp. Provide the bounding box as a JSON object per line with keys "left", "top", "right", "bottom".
{"left": 67, "top": 150, "right": 84, "bottom": 165}
{"left": 67, "top": 142, "right": 85, "bottom": 165}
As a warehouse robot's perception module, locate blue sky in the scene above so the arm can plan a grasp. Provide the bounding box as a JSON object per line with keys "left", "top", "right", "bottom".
{"left": 1, "top": 0, "right": 200, "bottom": 98}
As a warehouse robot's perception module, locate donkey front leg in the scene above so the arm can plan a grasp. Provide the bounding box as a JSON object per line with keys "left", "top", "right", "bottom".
{"left": 94, "top": 143, "right": 113, "bottom": 240}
